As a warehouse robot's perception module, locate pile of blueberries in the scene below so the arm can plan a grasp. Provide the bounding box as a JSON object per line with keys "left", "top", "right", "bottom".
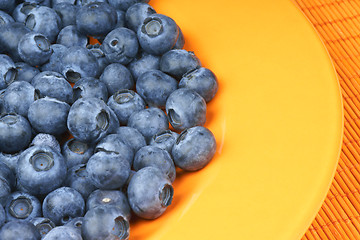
{"left": 0, "top": 0, "right": 218, "bottom": 239}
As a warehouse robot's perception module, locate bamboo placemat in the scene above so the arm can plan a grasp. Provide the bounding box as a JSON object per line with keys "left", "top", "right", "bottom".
{"left": 293, "top": 0, "right": 360, "bottom": 239}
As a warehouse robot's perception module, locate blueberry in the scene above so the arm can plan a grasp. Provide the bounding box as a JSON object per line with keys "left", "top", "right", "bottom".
{"left": 86, "top": 151, "right": 130, "bottom": 190}
{"left": 16, "top": 145, "right": 67, "bottom": 195}
{"left": 4, "top": 191, "right": 41, "bottom": 222}
{"left": 73, "top": 77, "right": 108, "bottom": 102}
{"left": 30, "top": 217, "right": 56, "bottom": 239}
{"left": 39, "top": 44, "right": 67, "bottom": 73}
{"left": 179, "top": 67, "right": 218, "bottom": 102}
{"left": 128, "top": 107, "right": 169, "bottom": 143}
{"left": 114, "top": 126, "right": 146, "bottom": 152}
{"left": 25, "top": 6, "right": 61, "bottom": 42}
{"left": 100, "top": 63, "right": 134, "bottom": 96}
{"left": 0, "top": 22, "right": 31, "bottom": 62}
{"left": 137, "top": 14, "right": 179, "bottom": 55}
{"left": 76, "top": 2, "right": 117, "bottom": 38}
{"left": 173, "top": 26, "right": 185, "bottom": 49}
{"left": 136, "top": 70, "right": 178, "bottom": 108}
{"left": 64, "top": 164, "right": 97, "bottom": 199}
{"left": 108, "top": 0, "right": 149, "bottom": 11}
{"left": 62, "top": 139, "right": 94, "bottom": 169}
{"left": 30, "top": 133, "right": 61, "bottom": 153}
{"left": 115, "top": 9, "right": 125, "bottom": 28}
{"left": 127, "top": 52, "right": 160, "bottom": 81}
{"left": 0, "top": 205, "right": 5, "bottom": 228}
{"left": 28, "top": 97, "right": 70, "bottom": 136}
{"left": 172, "top": 126, "right": 216, "bottom": 171}
{"left": 134, "top": 145, "right": 176, "bottom": 182}
{"left": 127, "top": 166, "right": 173, "bottom": 219}
{"left": 0, "top": 220, "right": 41, "bottom": 240}
{"left": 0, "top": 54, "right": 17, "bottom": 90}
{"left": 125, "top": 3, "right": 156, "bottom": 31}
{"left": 0, "top": 160, "right": 16, "bottom": 190}
{"left": 166, "top": 88, "right": 206, "bottom": 131}
{"left": 42, "top": 226, "right": 82, "bottom": 240}
{"left": 12, "top": 3, "right": 37, "bottom": 23}
{"left": 0, "top": 10, "right": 14, "bottom": 26}
{"left": 0, "top": 0, "right": 15, "bottom": 14}
{"left": 76, "top": 0, "right": 107, "bottom": 6}
{"left": 101, "top": 27, "right": 139, "bottom": 65}
{"left": 160, "top": 49, "right": 201, "bottom": 79}
{"left": 53, "top": 3, "right": 78, "bottom": 28}
{"left": 86, "top": 44, "right": 109, "bottom": 75}
{"left": 0, "top": 113, "right": 32, "bottom": 153}
{"left": 86, "top": 189, "right": 131, "bottom": 220}
{"left": 60, "top": 46, "right": 100, "bottom": 83}
{"left": 42, "top": 187, "right": 85, "bottom": 225}
{"left": 0, "top": 152, "right": 20, "bottom": 172}
{"left": 14, "top": 62, "right": 40, "bottom": 83}
{"left": 67, "top": 98, "right": 119, "bottom": 143}
{"left": 52, "top": 0, "right": 75, "bottom": 4}
{"left": 0, "top": 180, "right": 11, "bottom": 207}
{"left": 31, "top": 71, "right": 73, "bottom": 104}
{"left": 107, "top": 89, "right": 145, "bottom": 125}
{"left": 150, "top": 129, "right": 179, "bottom": 153}
{"left": 64, "top": 217, "right": 83, "bottom": 231}
{"left": 56, "top": 25, "right": 88, "bottom": 48}
{"left": 18, "top": 32, "right": 52, "bottom": 67}
{"left": 2, "top": 81, "right": 37, "bottom": 117}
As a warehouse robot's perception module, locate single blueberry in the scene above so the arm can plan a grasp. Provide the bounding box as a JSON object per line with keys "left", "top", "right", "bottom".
{"left": 127, "top": 107, "right": 169, "bottom": 143}
{"left": 30, "top": 133, "right": 61, "bottom": 153}
{"left": 136, "top": 70, "right": 178, "bottom": 108}
{"left": 0, "top": 10, "right": 14, "bottom": 26}
{"left": 86, "top": 151, "right": 131, "bottom": 190}
{"left": 172, "top": 126, "right": 217, "bottom": 171}
{"left": 53, "top": 3, "right": 79, "bottom": 28}
{"left": 16, "top": 145, "right": 67, "bottom": 195}
{"left": 150, "top": 129, "right": 179, "bottom": 153}
{"left": 73, "top": 77, "right": 108, "bottom": 102}
{"left": 115, "top": 126, "right": 146, "bottom": 153}
{"left": 12, "top": 2, "right": 37, "bottom": 23}
{"left": 4, "top": 191, "right": 41, "bottom": 222}
{"left": 62, "top": 138, "right": 94, "bottom": 169}
{"left": 0, "top": 220, "right": 41, "bottom": 240}
{"left": 18, "top": 32, "right": 52, "bottom": 67}
{"left": 165, "top": 88, "right": 207, "bottom": 131}
{"left": 43, "top": 226, "right": 83, "bottom": 240}
{"left": 56, "top": 25, "right": 88, "bottom": 48}
{"left": 125, "top": 3, "right": 156, "bottom": 31}
{"left": 107, "top": 89, "right": 145, "bottom": 125}
{"left": 14, "top": 62, "right": 40, "bottom": 83}
{"left": 30, "top": 217, "right": 56, "bottom": 239}
{"left": 100, "top": 63, "right": 134, "bottom": 96}
{"left": 42, "top": 187, "right": 85, "bottom": 225}
{"left": 0, "top": 54, "right": 17, "bottom": 90}
{"left": 39, "top": 44, "right": 67, "bottom": 73}
{"left": 108, "top": 0, "right": 149, "bottom": 11}
{"left": 64, "top": 164, "right": 97, "bottom": 199}
{"left": 0, "top": 113, "right": 32, "bottom": 153}
{"left": 127, "top": 52, "right": 160, "bottom": 81}
{"left": 127, "top": 166, "right": 173, "bottom": 219}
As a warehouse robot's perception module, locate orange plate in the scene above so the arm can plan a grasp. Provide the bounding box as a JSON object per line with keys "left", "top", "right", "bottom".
{"left": 130, "top": 0, "right": 343, "bottom": 239}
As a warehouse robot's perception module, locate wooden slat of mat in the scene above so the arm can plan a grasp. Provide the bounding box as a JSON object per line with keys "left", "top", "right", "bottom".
{"left": 294, "top": 0, "right": 360, "bottom": 239}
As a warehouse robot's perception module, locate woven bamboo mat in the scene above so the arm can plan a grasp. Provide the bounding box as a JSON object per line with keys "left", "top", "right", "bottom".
{"left": 293, "top": 0, "right": 360, "bottom": 239}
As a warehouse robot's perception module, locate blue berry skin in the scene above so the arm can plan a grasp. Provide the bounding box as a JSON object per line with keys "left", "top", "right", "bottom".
{"left": 82, "top": 205, "right": 130, "bottom": 240}
{"left": 62, "top": 139, "right": 94, "bottom": 169}
{"left": 101, "top": 27, "right": 139, "bottom": 65}
{"left": 0, "top": 10, "right": 14, "bottom": 26}
{"left": 127, "top": 166, "right": 173, "bottom": 219}
{"left": 60, "top": 46, "right": 100, "bottom": 83}
{"left": 64, "top": 217, "right": 83, "bottom": 232}
{"left": 0, "top": 220, "right": 41, "bottom": 240}
{"left": 0, "top": 152, "right": 20, "bottom": 172}
{"left": 0, "top": 89, "right": 5, "bottom": 115}
{"left": 76, "top": 2, "right": 117, "bottom": 38}
{"left": 150, "top": 129, "right": 179, "bottom": 153}
{"left": 86, "top": 190, "right": 131, "bottom": 220}
{"left": 64, "top": 164, "right": 97, "bottom": 199}
{"left": 125, "top": 3, "right": 155, "bottom": 32}
{"left": 138, "top": 14, "right": 179, "bottom": 55}
{"left": 95, "top": 134, "right": 134, "bottom": 165}
{"left": 108, "top": 0, "right": 149, "bottom": 11}
{"left": 0, "top": 0, "right": 15, "bottom": 14}
{"left": 28, "top": 97, "right": 70, "bottom": 136}
{"left": 56, "top": 25, "right": 88, "bottom": 48}
{"left": 30, "top": 217, "right": 56, "bottom": 239}
{"left": 136, "top": 70, "right": 178, "bottom": 108}
{"left": 0, "top": 113, "right": 32, "bottom": 153}
{"left": 160, "top": 49, "right": 201, "bottom": 79}
{"left": 73, "top": 77, "right": 108, "bottom": 102}
{"left": 12, "top": 3, "right": 37, "bottom": 23}
{"left": 43, "top": 187, "right": 85, "bottom": 226}
{"left": 107, "top": 89, "right": 145, "bottom": 125}
{"left": 128, "top": 52, "right": 160, "bottom": 81}
{"left": 115, "top": 9, "right": 125, "bottom": 28}
{"left": 0, "top": 54, "right": 17, "bottom": 90}
{"left": 43, "top": 226, "right": 82, "bottom": 240}
{"left": 67, "top": 98, "right": 119, "bottom": 143}
{"left": 16, "top": 145, "right": 67, "bottom": 195}
{"left": 53, "top": 3, "right": 78, "bottom": 28}
{"left": 87, "top": 44, "right": 110, "bottom": 76}
{"left": 52, "top": 0, "right": 76, "bottom": 4}
{"left": 4, "top": 192, "right": 41, "bottom": 222}
{"left": 0, "top": 205, "right": 5, "bottom": 228}
{"left": 115, "top": 126, "right": 146, "bottom": 153}
{"left": 14, "top": 62, "right": 40, "bottom": 83}
{"left": 2, "top": 81, "right": 37, "bottom": 117}
{"left": 18, "top": 32, "right": 52, "bottom": 67}
{"left": 86, "top": 152, "right": 131, "bottom": 190}
{"left": 173, "top": 26, "right": 185, "bottom": 49}
{"left": 0, "top": 181, "right": 10, "bottom": 207}
{"left": 172, "top": 126, "right": 217, "bottom": 171}
{"left": 31, "top": 71, "right": 73, "bottom": 104}
{"left": 30, "top": 133, "right": 61, "bottom": 153}
{"left": 128, "top": 107, "right": 169, "bottom": 143}
{"left": 134, "top": 146, "right": 176, "bottom": 182}
{"left": 76, "top": 0, "right": 107, "bottom": 6}
{"left": 179, "top": 67, "right": 219, "bottom": 102}
{"left": 166, "top": 88, "right": 207, "bottom": 131}
{"left": 40, "top": 44, "right": 67, "bottom": 73}
{"left": 0, "top": 23, "right": 31, "bottom": 62}
{"left": 0, "top": 160, "right": 16, "bottom": 190}
{"left": 25, "top": 6, "right": 61, "bottom": 43}
{"left": 100, "top": 63, "right": 134, "bottom": 96}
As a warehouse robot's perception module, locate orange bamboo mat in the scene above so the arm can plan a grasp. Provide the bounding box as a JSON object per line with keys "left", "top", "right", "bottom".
{"left": 293, "top": 0, "right": 360, "bottom": 239}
